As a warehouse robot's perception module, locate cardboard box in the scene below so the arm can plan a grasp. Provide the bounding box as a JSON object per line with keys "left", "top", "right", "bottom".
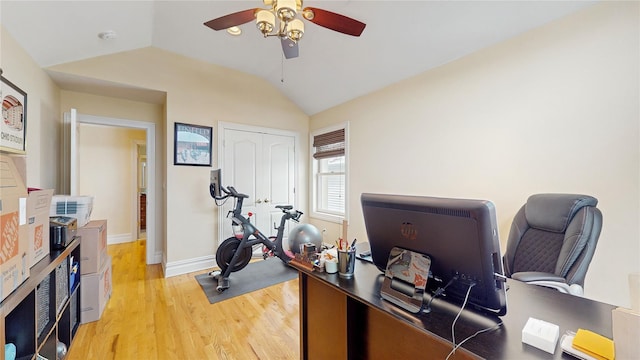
{"left": 27, "top": 189, "right": 54, "bottom": 267}
{"left": 80, "top": 254, "right": 112, "bottom": 323}
{"left": 76, "top": 219, "right": 107, "bottom": 274}
{"left": 50, "top": 195, "right": 93, "bottom": 227}
{"left": 0, "top": 154, "right": 29, "bottom": 301}
{"left": 613, "top": 307, "right": 640, "bottom": 360}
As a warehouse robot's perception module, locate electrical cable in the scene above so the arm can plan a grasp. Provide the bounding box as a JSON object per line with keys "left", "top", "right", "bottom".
{"left": 445, "top": 320, "right": 503, "bottom": 359}
{"left": 424, "top": 276, "right": 457, "bottom": 313}
{"left": 450, "top": 282, "right": 475, "bottom": 351}
{"left": 445, "top": 281, "right": 503, "bottom": 360}
{"left": 214, "top": 196, "right": 230, "bottom": 207}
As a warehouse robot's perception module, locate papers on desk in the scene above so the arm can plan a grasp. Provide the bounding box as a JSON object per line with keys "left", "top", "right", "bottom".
{"left": 560, "top": 329, "right": 615, "bottom": 360}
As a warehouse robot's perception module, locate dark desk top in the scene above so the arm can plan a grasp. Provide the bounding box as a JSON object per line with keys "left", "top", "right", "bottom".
{"left": 296, "top": 258, "right": 615, "bottom": 359}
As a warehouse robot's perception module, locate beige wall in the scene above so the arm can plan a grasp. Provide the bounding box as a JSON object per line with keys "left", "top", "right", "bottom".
{"left": 49, "top": 48, "right": 310, "bottom": 271}
{"left": 1, "top": 26, "right": 62, "bottom": 190}
{"left": 310, "top": 2, "right": 639, "bottom": 307}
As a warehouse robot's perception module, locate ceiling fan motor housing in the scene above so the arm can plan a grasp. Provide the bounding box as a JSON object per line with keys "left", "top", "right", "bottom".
{"left": 263, "top": 0, "right": 304, "bottom": 11}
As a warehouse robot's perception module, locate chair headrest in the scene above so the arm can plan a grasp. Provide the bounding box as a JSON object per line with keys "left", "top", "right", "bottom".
{"left": 525, "top": 193, "right": 598, "bottom": 232}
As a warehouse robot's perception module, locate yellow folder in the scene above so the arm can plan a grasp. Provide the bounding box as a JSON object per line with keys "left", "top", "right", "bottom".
{"left": 572, "top": 328, "right": 615, "bottom": 360}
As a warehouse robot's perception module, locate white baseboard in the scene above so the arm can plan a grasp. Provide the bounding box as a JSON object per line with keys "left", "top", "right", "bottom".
{"left": 164, "top": 254, "right": 216, "bottom": 278}
{"left": 108, "top": 233, "right": 134, "bottom": 245}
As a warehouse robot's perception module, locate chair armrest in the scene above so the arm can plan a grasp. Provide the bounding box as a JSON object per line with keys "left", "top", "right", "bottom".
{"left": 511, "top": 272, "right": 584, "bottom": 296}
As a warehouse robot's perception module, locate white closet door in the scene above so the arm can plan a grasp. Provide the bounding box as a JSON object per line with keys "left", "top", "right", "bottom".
{"left": 221, "top": 129, "right": 295, "bottom": 242}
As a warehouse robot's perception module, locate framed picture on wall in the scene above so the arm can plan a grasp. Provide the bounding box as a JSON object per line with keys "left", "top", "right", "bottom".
{"left": 1, "top": 74, "right": 27, "bottom": 153}
{"left": 174, "top": 122, "right": 213, "bottom": 166}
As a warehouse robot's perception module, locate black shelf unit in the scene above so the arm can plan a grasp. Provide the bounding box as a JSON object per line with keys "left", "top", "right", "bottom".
{"left": 1, "top": 238, "right": 81, "bottom": 360}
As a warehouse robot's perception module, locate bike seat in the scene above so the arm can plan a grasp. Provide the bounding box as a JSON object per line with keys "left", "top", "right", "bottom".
{"left": 276, "top": 205, "right": 293, "bottom": 210}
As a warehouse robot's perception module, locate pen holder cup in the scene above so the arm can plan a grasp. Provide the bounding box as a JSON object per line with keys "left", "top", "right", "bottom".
{"left": 338, "top": 249, "right": 356, "bottom": 278}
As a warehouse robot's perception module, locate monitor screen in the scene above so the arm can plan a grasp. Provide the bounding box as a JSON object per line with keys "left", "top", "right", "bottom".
{"left": 361, "top": 193, "right": 507, "bottom": 316}
{"left": 210, "top": 169, "right": 222, "bottom": 198}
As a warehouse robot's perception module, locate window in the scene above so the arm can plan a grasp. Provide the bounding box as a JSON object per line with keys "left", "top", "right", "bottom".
{"left": 311, "top": 125, "right": 347, "bottom": 221}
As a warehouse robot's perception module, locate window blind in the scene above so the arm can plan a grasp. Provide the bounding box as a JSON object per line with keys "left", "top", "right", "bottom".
{"left": 313, "top": 128, "right": 345, "bottom": 159}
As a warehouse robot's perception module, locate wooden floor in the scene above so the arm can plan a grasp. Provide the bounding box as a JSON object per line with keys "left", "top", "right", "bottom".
{"left": 66, "top": 240, "right": 300, "bottom": 360}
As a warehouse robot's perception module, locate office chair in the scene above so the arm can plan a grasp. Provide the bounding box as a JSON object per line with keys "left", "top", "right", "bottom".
{"left": 503, "top": 193, "right": 602, "bottom": 296}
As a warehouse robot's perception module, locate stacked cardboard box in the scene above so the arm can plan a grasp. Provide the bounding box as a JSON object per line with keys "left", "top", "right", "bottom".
{"left": 77, "top": 219, "right": 112, "bottom": 323}
{"left": 0, "top": 154, "right": 29, "bottom": 301}
{"left": 27, "top": 188, "right": 54, "bottom": 267}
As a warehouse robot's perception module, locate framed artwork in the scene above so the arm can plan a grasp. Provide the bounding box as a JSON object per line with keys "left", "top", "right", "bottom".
{"left": 174, "top": 122, "right": 212, "bottom": 166}
{"left": 1, "top": 74, "right": 27, "bottom": 153}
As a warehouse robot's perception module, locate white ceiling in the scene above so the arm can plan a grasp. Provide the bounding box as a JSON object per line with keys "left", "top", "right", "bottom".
{"left": 1, "top": 1, "right": 596, "bottom": 115}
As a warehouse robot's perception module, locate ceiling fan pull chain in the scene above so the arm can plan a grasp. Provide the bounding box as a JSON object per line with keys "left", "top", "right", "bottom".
{"left": 281, "top": 54, "right": 285, "bottom": 83}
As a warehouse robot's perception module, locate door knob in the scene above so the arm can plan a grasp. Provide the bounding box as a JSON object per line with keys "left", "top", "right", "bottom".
{"left": 256, "top": 199, "right": 262, "bottom": 204}
{"left": 264, "top": 199, "right": 270, "bottom": 203}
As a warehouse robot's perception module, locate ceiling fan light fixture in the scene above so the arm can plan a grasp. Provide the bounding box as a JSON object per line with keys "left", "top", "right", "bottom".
{"left": 256, "top": 9, "right": 275, "bottom": 35}
{"left": 226, "top": 26, "right": 242, "bottom": 36}
{"left": 301, "top": 8, "right": 314, "bottom": 21}
{"left": 276, "top": 0, "right": 297, "bottom": 21}
{"left": 287, "top": 18, "right": 304, "bottom": 42}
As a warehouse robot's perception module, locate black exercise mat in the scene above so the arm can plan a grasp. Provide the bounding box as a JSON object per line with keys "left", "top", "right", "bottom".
{"left": 195, "top": 258, "right": 298, "bottom": 304}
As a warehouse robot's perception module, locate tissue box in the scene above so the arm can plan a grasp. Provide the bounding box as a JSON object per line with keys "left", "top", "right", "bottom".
{"left": 522, "top": 317, "right": 559, "bottom": 354}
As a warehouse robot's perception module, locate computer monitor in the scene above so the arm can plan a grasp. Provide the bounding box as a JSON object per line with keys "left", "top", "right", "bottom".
{"left": 210, "top": 169, "right": 222, "bottom": 199}
{"left": 361, "top": 193, "right": 507, "bottom": 316}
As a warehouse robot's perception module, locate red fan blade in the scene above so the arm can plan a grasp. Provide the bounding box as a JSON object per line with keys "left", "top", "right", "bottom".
{"left": 302, "top": 7, "right": 366, "bottom": 37}
{"left": 204, "top": 8, "right": 259, "bottom": 31}
{"left": 281, "top": 38, "right": 299, "bottom": 59}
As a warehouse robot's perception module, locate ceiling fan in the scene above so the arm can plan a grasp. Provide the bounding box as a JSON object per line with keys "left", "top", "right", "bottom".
{"left": 203, "top": 0, "right": 366, "bottom": 59}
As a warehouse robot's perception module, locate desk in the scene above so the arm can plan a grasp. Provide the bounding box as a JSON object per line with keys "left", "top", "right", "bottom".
{"left": 293, "top": 259, "right": 614, "bottom": 359}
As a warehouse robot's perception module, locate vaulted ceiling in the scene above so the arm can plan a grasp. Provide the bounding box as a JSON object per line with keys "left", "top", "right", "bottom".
{"left": 1, "top": 1, "right": 596, "bottom": 115}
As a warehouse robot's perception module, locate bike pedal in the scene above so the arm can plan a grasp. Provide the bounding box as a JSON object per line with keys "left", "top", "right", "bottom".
{"left": 217, "top": 278, "right": 230, "bottom": 292}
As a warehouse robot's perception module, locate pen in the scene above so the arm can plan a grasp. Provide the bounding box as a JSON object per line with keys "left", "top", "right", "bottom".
{"left": 350, "top": 238, "right": 357, "bottom": 250}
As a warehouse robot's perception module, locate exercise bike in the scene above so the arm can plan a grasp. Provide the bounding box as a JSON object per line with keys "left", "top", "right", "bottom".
{"left": 209, "top": 169, "right": 303, "bottom": 292}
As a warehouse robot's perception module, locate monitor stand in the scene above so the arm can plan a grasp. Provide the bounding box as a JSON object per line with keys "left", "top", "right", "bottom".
{"left": 380, "top": 247, "right": 431, "bottom": 313}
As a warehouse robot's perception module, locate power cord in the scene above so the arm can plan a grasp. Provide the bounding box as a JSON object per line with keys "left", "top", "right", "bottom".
{"left": 424, "top": 276, "right": 458, "bottom": 313}
{"left": 445, "top": 281, "right": 503, "bottom": 360}
{"left": 214, "top": 196, "right": 230, "bottom": 207}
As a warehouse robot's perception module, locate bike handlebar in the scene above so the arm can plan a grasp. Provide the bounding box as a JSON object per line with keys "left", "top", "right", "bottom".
{"left": 285, "top": 209, "right": 303, "bottom": 222}
{"left": 226, "top": 186, "right": 249, "bottom": 199}
{"left": 210, "top": 184, "right": 249, "bottom": 200}
{"left": 210, "top": 184, "right": 300, "bottom": 220}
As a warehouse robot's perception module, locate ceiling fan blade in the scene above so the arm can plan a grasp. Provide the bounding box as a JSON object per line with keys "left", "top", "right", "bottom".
{"left": 203, "top": 8, "right": 259, "bottom": 31}
{"left": 302, "top": 7, "right": 366, "bottom": 37}
{"left": 281, "top": 38, "right": 299, "bottom": 59}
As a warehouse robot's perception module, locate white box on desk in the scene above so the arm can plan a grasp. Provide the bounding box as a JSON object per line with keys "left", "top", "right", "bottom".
{"left": 0, "top": 154, "right": 29, "bottom": 302}
{"left": 80, "top": 254, "right": 112, "bottom": 323}
{"left": 50, "top": 195, "right": 93, "bottom": 228}
{"left": 522, "top": 317, "right": 559, "bottom": 354}
{"left": 76, "top": 219, "right": 107, "bottom": 274}
{"left": 27, "top": 188, "right": 54, "bottom": 267}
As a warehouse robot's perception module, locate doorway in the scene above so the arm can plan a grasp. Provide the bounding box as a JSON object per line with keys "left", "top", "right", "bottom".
{"left": 136, "top": 142, "right": 147, "bottom": 240}
{"left": 65, "top": 110, "right": 159, "bottom": 265}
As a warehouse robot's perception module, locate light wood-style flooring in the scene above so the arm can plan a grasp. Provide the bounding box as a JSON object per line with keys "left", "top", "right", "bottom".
{"left": 66, "top": 240, "right": 300, "bottom": 359}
